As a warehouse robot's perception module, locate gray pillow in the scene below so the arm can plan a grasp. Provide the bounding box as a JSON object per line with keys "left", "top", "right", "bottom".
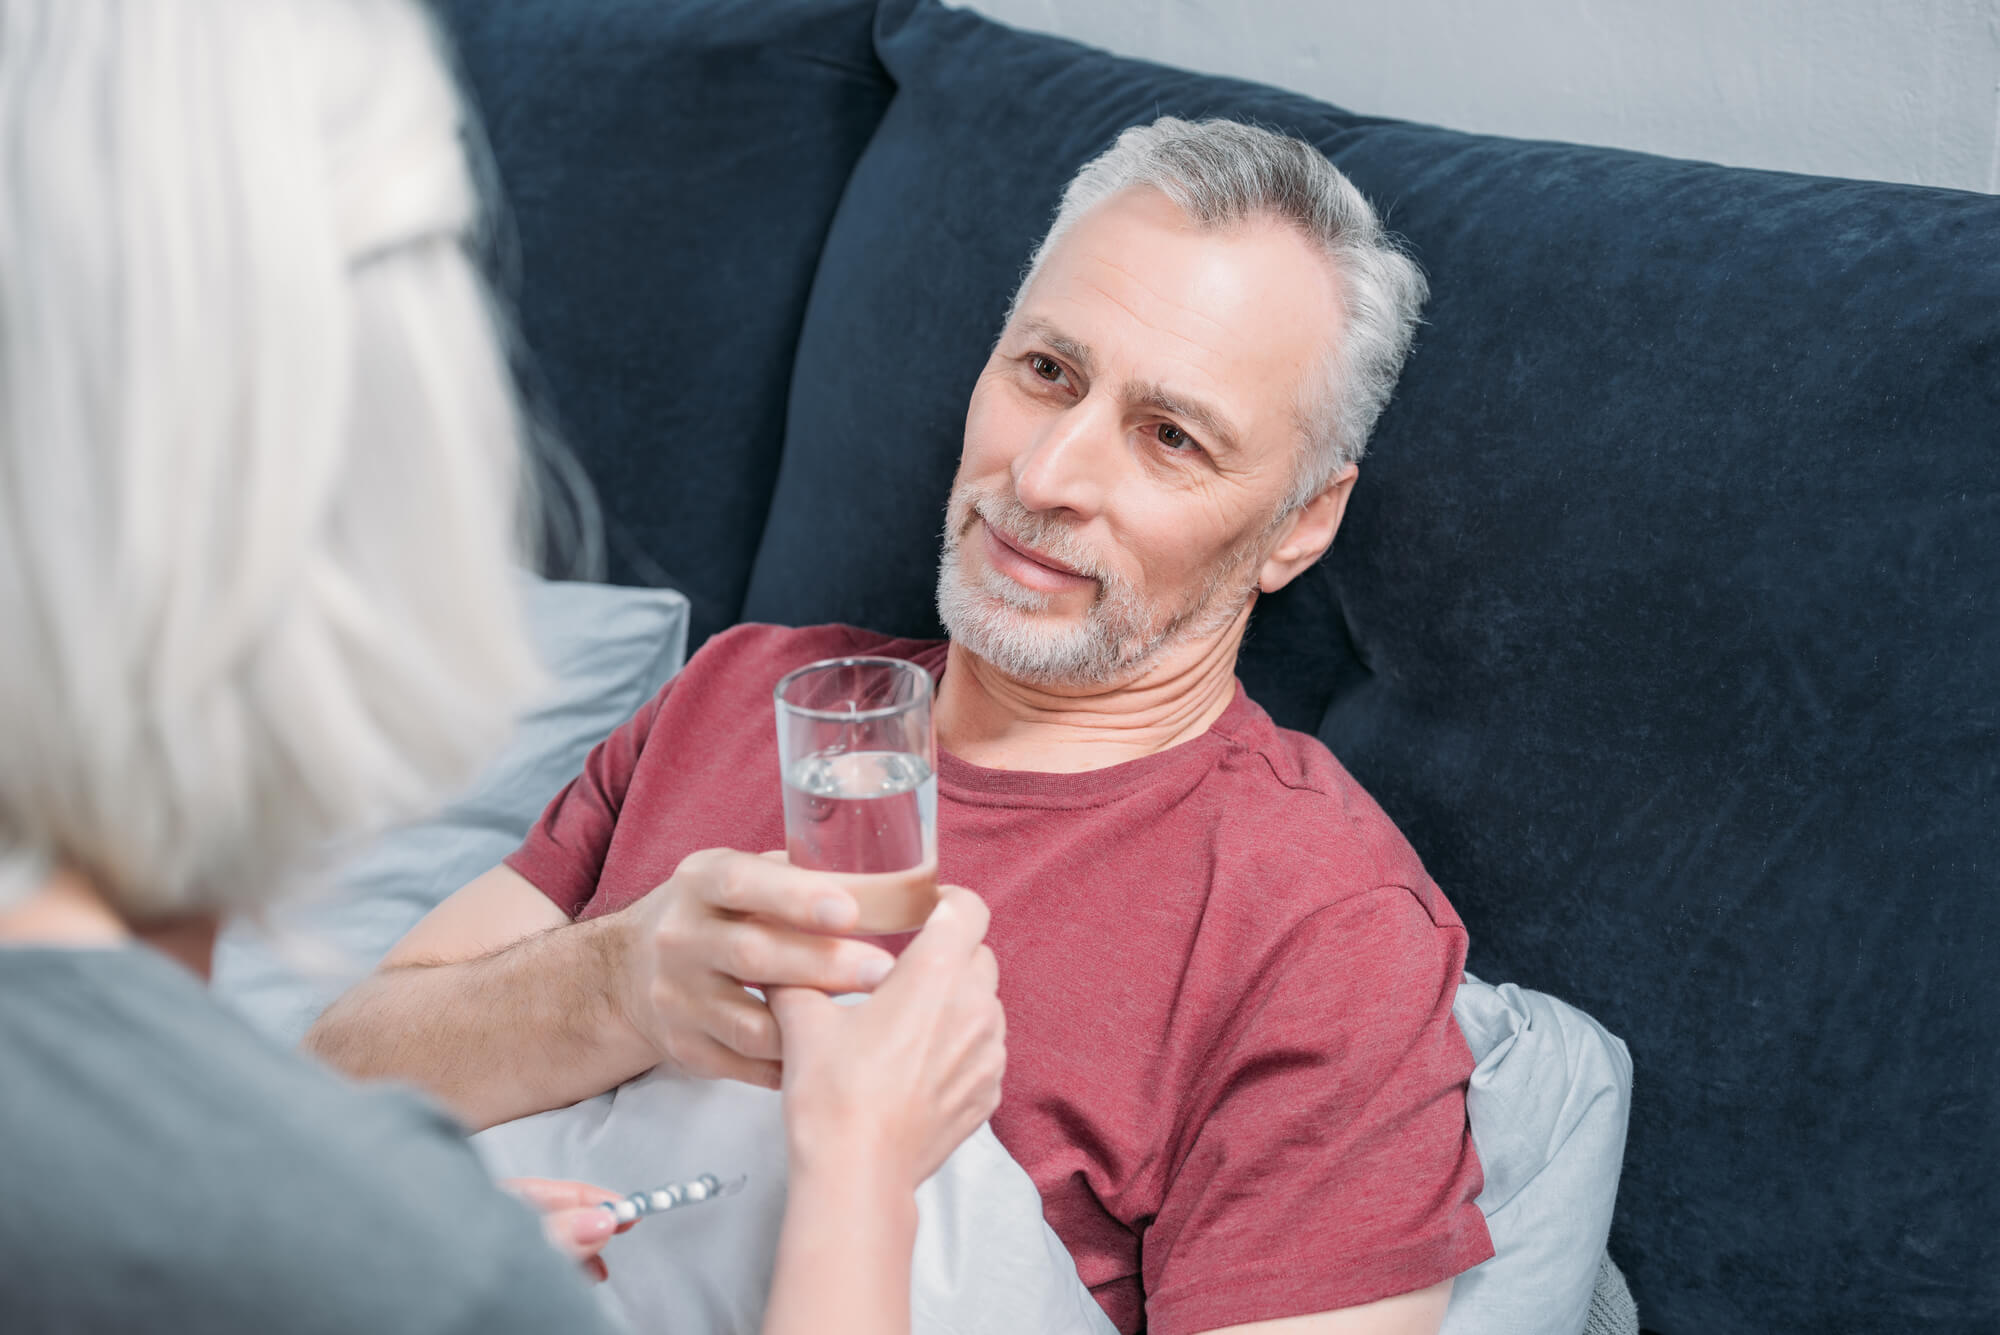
{"left": 1442, "top": 976, "right": 1633, "bottom": 1335}
{"left": 213, "top": 574, "right": 689, "bottom": 1045}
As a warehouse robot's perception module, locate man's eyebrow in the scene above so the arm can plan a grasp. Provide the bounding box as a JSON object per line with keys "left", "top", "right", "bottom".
{"left": 1011, "top": 317, "right": 1242, "bottom": 457}
{"left": 1127, "top": 380, "right": 1242, "bottom": 458}
{"left": 1011, "top": 318, "right": 1096, "bottom": 376}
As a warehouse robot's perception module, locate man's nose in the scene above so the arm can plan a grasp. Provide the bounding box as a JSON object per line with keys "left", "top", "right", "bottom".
{"left": 1012, "top": 399, "right": 1117, "bottom": 517}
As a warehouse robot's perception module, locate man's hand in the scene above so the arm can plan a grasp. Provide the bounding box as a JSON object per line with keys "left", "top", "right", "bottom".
{"left": 501, "top": 1177, "right": 634, "bottom": 1284}
{"left": 614, "top": 848, "right": 900, "bottom": 1089}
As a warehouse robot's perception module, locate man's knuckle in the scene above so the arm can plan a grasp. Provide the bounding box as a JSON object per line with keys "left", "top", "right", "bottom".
{"left": 719, "top": 927, "right": 764, "bottom": 979}
{"left": 653, "top": 914, "right": 691, "bottom": 954}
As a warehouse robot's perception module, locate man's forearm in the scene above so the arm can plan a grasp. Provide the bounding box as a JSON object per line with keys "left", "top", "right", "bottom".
{"left": 304, "top": 913, "right": 659, "bottom": 1131}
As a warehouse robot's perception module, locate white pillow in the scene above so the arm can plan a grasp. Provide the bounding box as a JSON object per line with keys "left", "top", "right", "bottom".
{"left": 213, "top": 573, "right": 690, "bottom": 1044}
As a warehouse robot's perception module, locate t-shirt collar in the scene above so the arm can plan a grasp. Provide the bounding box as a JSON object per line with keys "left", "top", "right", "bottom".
{"left": 916, "top": 640, "right": 1259, "bottom": 809}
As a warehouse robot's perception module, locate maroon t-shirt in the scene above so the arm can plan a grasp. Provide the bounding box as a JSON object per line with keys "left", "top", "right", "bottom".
{"left": 507, "top": 624, "right": 1492, "bottom": 1334}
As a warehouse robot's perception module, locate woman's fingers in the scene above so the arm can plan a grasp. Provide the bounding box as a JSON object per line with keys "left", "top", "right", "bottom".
{"left": 878, "top": 886, "right": 990, "bottom": 1000}
{"left": 539, "top": 1204, "right": 616, "bottom": 1263}
{"left": 500, "top": 1176, "right": 620, "bottom": 1213}
{"left": 766, "top": 983, "right": 839, "bottom": 1038}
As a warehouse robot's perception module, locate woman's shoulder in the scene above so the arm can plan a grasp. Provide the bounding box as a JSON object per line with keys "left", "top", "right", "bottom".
{"left": 0, "top": 947, "right": 610, "bottom": 1334}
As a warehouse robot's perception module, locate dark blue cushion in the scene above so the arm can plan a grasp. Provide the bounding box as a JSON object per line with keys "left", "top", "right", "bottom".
{"left": 441, "top": 0, "right": 892, "bottom": 646}
{"left": 747, "top": 2, "right": 2000, "bottom": 1330}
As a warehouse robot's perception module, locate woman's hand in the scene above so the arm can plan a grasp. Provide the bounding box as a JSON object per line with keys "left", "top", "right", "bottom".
{"left": 759, "top": 887, "right": 1001, "bottom": 1335}
{"left": 767, "top": 884, "right": 1006, "bottom": 1193}
{"left": 500, "top": 1176, "right": 634, "bottom": 1284}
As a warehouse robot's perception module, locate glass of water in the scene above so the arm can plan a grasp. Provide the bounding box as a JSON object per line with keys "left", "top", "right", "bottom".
{"left": 774, "top": 657, "right": 938, "bottom": 935}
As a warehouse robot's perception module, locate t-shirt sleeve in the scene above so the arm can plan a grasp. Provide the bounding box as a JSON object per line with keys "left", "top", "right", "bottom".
{"left": 1143, "top": 882, "right": 1493, "bottom": 1335}
{"left": 503, "top": 686, "right": 669, "bottom": 918}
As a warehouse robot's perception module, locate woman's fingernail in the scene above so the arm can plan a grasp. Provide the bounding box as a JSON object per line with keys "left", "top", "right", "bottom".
{"left": 855, "top": 953, "right": 894, "bottom": 987}
{"left": 813, "top": 896, "right": 855, "bottom": 929}
{"left": 571, "top": 1209, "right": 615, "bottom": 1245}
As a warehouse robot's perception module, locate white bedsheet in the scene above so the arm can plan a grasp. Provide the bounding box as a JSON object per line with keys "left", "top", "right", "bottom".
{"left": 472, "top": 1063, "right": 1115, "bottom": 1335}
{"left": 472, "top": 977, "right": 1629, "bottom": 1335}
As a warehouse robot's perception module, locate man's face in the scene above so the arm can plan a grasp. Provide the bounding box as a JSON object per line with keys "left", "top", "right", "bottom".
{"left": 938, "top": 187, "right": 1346, "bottom": 687}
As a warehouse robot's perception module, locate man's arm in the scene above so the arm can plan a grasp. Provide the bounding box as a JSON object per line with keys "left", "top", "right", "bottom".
{"left": 1145, "top": 883, "right": 1486, "bottom": 1335}
{"left": 304, "top": 866, "right": 655, "bottom": 1130}
{"left": 305, "top": 853, "right": 898, "bottom": 1131}
{"left": 1197, "top": 1280, "right": 1453, "bottom": 1335}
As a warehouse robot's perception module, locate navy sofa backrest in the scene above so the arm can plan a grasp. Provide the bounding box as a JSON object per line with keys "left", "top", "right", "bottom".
{"left": 442, "top": 0, "right": 893, "bottom": 645}
{"left": 444, "top": 2, "right": 2000, "bottom": 1331}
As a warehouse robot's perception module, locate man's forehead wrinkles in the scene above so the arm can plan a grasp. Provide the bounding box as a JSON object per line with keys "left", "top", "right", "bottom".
{"left": 1089, "top": 252, "right": 1237, "bottom": 343}
{"left": 1068, "top": 273, "right": 1228, "bottom": 369}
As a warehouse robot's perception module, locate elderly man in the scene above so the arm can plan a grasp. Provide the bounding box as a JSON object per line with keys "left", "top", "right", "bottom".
{"left": 310, "top": 117, "right": 1492, "bottom": 1334}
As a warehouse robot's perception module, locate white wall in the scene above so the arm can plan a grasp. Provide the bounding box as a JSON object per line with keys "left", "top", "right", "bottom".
{"left": 957, "top": 0, "right": 2000, "bottom": 194}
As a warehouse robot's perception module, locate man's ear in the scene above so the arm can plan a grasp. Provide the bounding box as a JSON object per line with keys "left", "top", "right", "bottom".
{"left": 1258, "top": 464, "right": 1358, "bottom": 594}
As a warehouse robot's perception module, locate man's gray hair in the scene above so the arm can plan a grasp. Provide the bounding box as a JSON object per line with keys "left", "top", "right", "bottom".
{"left": 0, "top": 0, "right": 545, "bottom": 922}
{"left": 1009, "top": 117, "right": 1428, "bottom": 509}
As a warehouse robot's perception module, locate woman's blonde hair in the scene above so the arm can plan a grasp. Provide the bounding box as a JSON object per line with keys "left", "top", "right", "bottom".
{"left": 0, "top": 0, "right": 544, "bottom": 922}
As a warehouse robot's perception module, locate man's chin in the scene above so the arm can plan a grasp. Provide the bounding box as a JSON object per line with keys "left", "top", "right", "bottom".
{"left": 940, "top": 592, "right": 1147, "bottom": 688}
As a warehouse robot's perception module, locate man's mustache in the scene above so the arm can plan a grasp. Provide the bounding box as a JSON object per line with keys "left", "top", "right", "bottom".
{"left": 959, "top": 488, "right": 1112, "bottom": 586}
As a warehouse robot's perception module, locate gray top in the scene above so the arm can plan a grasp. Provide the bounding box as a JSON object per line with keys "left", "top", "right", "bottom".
{"left": 0, "top": 945, "right": 618, "bottom": 1334}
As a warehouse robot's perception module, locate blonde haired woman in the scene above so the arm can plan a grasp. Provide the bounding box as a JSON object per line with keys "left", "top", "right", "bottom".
{"left": 0, "top": 2, "right": 1001, "bottom": 1330}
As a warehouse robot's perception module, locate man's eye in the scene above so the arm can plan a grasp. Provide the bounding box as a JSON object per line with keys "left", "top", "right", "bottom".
{"left": 1030, "top": 355, "right": 1064, "bottom": 383}
{"left": 1157, "top": 423, "right": 1196, "bottom": 450}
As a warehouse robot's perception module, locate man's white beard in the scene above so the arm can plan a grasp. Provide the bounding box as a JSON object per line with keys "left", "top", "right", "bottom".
{"left": 934, "top": 483, "right": 1263, "bottom": 688}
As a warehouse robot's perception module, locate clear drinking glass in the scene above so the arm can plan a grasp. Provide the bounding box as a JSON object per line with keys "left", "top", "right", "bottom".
{"left": 774, "top": 657, "right": 939, "bottom": 935}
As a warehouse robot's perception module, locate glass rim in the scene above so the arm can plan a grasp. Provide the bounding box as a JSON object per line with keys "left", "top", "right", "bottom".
{"left": 772, "top": 655, "right": 934, "bottom": 723}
